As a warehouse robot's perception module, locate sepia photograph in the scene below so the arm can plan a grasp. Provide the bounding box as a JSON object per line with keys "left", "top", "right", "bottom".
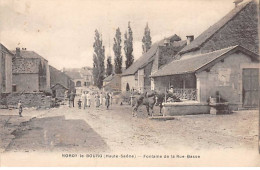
{"left": 0, "top": 0, "right": 259, "bottom": 167}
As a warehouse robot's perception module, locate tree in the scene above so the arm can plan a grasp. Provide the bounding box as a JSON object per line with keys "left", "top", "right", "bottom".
{"left": 106, "top": 56, "right": 113, "bottom": 76}
{"left": 142, "top": 23, "right": 152, "bottom": 54}
{"left": 113, "top": 28, "right": 122, "bottom": 74}
{"left": 124, "top": 22, "right": 134, "bottom": 69}
{"left": 92, "top": 29, "right": 105, "bottom": 89}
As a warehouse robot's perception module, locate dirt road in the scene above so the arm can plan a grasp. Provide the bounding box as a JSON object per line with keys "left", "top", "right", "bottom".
{"left": 0, "top": 104, "right": 258, "bottom": 154}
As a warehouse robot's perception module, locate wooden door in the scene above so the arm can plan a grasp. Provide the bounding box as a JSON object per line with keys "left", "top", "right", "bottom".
{"left": 242, "top": 68, "right": 259, "bottom": 107}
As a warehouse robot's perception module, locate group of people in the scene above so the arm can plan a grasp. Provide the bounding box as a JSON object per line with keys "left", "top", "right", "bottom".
{"left": 78, "top": 91, "right": 113, "bottom": 109}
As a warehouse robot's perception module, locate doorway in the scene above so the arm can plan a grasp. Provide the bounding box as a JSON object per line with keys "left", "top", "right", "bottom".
{"left": 242, "top": 68, "right": 259, "bottom": 107}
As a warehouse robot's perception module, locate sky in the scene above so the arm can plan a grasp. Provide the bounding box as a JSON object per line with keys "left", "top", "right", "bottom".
{"left": 0, "top": 0, "right": 236, "bottom": 69}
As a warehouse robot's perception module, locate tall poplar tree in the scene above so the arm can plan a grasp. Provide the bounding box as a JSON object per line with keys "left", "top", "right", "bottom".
{"left": 106, "top": 56, "right": 113, "bottom": 76}
{"left": 92, "top": 29, "right": 105, "bottom": 89}
{"left": 124, "top": 22, "right": 134, "bottom": 69}
{"left": 113, "top": 28, "right": 122, "bottom": 74}
{"left": 142, "top": 23, "right": 152, "bottom": 54}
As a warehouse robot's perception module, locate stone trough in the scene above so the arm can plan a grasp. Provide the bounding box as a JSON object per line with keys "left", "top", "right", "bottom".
{"left": 162, "top": 101, "right": 210, "bottom": 116}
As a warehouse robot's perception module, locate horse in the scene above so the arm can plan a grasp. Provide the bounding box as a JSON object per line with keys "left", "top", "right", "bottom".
{"left": 132, "top": 92, "right": 156, "bottom": 117}
{"left": 132, "top": 91, "right": 182, "bottom": 117}
{"left": 155, "top": 92, "right": 182, "bottom": 114}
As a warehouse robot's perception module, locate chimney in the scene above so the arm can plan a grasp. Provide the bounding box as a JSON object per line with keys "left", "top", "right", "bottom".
{"left": 16, "top": 47, "right": 21, "bottom": 57}
{"left": 233, "top": 0, "right": 243, "bottom": 7}
{"left": 186, "top": 35, "right": 194, "bottom": 45}
{"left": 163, "top": 38, "right": 170, "bottom": 46}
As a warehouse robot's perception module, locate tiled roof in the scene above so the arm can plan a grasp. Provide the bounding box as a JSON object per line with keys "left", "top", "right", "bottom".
{"left": 151, "top": 45, "right": 259, "bottom": 77}
{"left": 64, "top": 71, "right": 82, "bottom": 79}
{"left": 179, "top": 1, "right": 252, "bottom": 55}
{"left": 12, "top": 50, "right": 47, "bottom": 60}
{"left": 103, "top": 74, "right": 114, "bottom": 82}
{"left": 122, "top": 34, "right": 184, "bottom": 76}
{"left": 81, "top": 67, "right": 92, "bottom": 76}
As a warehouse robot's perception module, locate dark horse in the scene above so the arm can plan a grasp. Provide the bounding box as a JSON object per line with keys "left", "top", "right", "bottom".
{"left": 132, "top": 92, "right": 156, "bottom": 117}
{"left": 132, "top": 91, "right": 181, "bottom": 117}
{"left": 155, "top": 92, "right": 181, "bottom": 114}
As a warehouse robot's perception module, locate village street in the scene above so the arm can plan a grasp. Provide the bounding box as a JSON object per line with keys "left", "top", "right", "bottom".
{"left": 0, "top": 104, "right": 258, "bottom": 154}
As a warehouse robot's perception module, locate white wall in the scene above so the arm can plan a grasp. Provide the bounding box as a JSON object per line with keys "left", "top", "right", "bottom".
{"left": 121, "top": 75, "right": 135, "bottom": 92}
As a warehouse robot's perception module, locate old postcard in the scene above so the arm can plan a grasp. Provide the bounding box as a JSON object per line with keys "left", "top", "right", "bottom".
{"left": 0, "top": 0, "right": 259, "bottom": 167}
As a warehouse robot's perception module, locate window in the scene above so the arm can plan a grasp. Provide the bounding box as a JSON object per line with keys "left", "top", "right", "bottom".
{"left": 84, "top": 82, "right": 87, "bottom": 86}
{"left": 76, "top": 81, "right": 81, "bottom": 87}
{"left": 12, "top": 84, "right": 17, "bottom": 92}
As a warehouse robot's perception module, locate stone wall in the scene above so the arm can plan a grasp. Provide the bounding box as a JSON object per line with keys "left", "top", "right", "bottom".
{"left": 0, "top": 92, "right": 51, "bottom": 108}
{"left": 12, "top": 74, "right": 39, "bottom": 92}
{"left": 143, "top": 62, "right": 153, "bottom": 91}
{"left": 196, "top": 52, "right": 257, "bottom": 109}
{"left": 121, "top": 75, "right": 135, "bottom": 92}
{"left": 12, "top": 58, "right": 39, "bottom": 74}
{"left": 104, "top": 74, "right": 121, "bottom": 92}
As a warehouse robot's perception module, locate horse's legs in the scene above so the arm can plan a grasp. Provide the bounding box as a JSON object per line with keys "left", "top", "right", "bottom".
{"left": 150, "top": 105, "right": 154, "bottom": 117}
{"left": 132, "top": 105, "right": 138, "bottom": 117}
{"left": 159, "top": 104, "right": 163, "bottom": 114}
{"left": 146, "top": 105, "right": 150, "bottom": 116}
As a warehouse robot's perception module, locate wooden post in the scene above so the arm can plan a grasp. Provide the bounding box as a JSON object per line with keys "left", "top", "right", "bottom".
{"left": 165, "top": 87, "right": 167, "bottom": 103}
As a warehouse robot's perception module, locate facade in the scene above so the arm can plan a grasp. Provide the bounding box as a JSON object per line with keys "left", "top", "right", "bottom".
{"left": 151, "top": 1, "right": 259, "bottom": 109}
{"left": 12, "top": 48, "right": 51, "bottom": 93}
{"left": 103, "top": 74, "right": 121, "bottom": 92}
{"left": 121, "top": 34, "right": 187, "bottom": 92}
{"left": 0, "top": 44, "right": 13, "bottom": 93}
{"left": 152, "top": 46, "right": 259, "bottom": 109}
{"left": 63, "top": 67, "right": 93, "bottom": 95}
{"left": 51, "top": 83, "right": 69, "bottom": 100}
{"left": 49, "top": 65, "right": 75, "bottom": 99}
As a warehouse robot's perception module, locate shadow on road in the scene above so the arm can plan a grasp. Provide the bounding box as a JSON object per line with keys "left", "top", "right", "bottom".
{"left": 5, "top": 116, "right": 109, "bottom": 153}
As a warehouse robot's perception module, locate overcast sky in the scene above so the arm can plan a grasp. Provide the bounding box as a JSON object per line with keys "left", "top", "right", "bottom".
{"left": 0, "top": 0, "right": 236, "bottom": 69}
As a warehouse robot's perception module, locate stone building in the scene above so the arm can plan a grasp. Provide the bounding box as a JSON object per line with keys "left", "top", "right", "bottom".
{"left": 121, "top": 34, "right": 186, "bottom": 92}
{"left": 103, "top": 74, "right": 121, "bottom": 92}
{"left": 12, "top": 48, "right": 51, "bottom": 92}
{"left": 63, "top": 67, "right": 93, "bottom": 95}
{"left": 151, "top": 0, "right": 259, "bottom": 111}
{"left": 49, "top": 65, "right": 75, "bottom": 99}
{"left": 0, "top": 43, "right": 13, "bottom": 93}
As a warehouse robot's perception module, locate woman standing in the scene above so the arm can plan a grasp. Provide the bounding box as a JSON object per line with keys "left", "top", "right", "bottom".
{"left": 95, "top": 93, "right": 100, "bottom": 108}
{"left": 86, "top": 91, "right": 91, "bottom": 107}
{"left": 99, "top": 92, "right": 103, "bottom": 106}
{"left": 81, "top": 91, "right": 87, "bottom": 109}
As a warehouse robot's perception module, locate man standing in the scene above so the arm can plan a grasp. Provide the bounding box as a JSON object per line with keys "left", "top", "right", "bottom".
{"left": 69, "top": 91, "right": 76, "bottom": 107}
{"left": 105, "top": 92, "right": 110, "bottom": 109}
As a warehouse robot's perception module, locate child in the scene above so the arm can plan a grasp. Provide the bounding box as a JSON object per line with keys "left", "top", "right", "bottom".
{"left": 77, "top": 99, "right": 82, "bottom": 109}
{"left": 18, "top": 100, "right": 23, "bottom": 117}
